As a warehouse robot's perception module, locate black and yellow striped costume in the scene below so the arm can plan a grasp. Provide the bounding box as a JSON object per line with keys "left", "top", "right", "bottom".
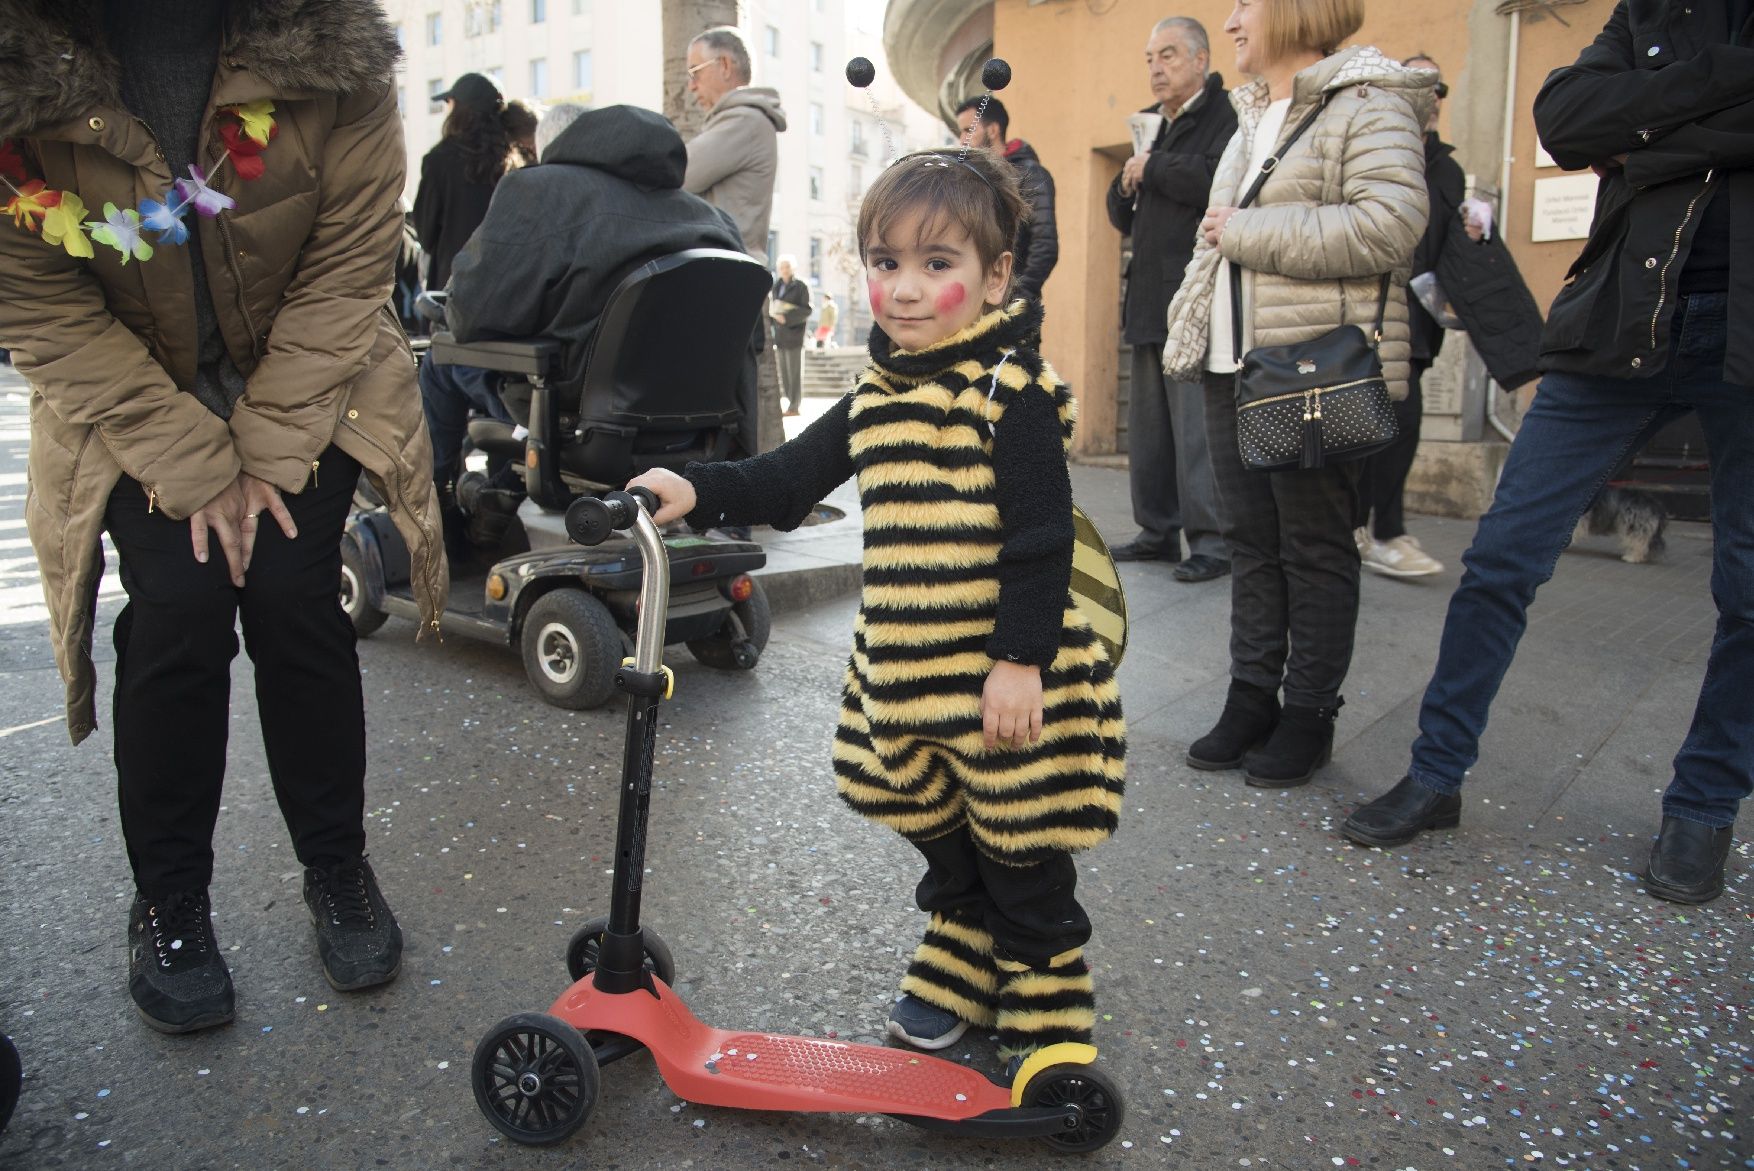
{"left": 686, "top": 300, "right": 1125, "bottom": 1059}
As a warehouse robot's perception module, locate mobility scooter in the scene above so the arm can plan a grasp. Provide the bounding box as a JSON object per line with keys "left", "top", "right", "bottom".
{"left": 340, "top": 248, "right": 776, "bottom": 709}
{"left": 468, "top": 488, "right": 1127, "bottom": 1154}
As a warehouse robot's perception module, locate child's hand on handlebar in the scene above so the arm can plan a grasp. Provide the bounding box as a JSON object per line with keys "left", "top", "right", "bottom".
{"left": 625, "top": 469, "right": 697, "bottom": 525}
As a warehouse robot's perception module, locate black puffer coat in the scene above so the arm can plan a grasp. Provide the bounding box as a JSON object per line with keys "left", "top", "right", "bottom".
{"left": 1005, "top": 140, "right": 1058, "bottom": 301}
{"left": 1532, "top": 0, "right": 1754, "bottom": 387}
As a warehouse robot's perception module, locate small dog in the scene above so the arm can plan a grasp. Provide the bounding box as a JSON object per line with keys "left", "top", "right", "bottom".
{"left": 1572, "top": 485, "right": 1667, "bottom": 564}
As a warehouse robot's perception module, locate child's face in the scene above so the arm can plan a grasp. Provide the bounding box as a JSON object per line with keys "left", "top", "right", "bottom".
{"left": 863, "top": 208, "right": 1012, "bottom": 351}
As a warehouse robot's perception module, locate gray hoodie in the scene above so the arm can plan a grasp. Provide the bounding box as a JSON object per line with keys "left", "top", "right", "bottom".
{"left": 684, "top": 86, "right": 787, "bottom": 264}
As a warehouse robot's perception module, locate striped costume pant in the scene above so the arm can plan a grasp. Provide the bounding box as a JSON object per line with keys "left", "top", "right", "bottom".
{"left": 899, "top": 827, "right": 1095, "bottom": 1061}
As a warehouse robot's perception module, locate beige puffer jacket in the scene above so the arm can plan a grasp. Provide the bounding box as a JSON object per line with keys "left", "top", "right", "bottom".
{"left": 1163, "top": 46, "right": 1434, "bottom": 400}
{"left": 0, "top": 0, "right": 446, "bottom": 743}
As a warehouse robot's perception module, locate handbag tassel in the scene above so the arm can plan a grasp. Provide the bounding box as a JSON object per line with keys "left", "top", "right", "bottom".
{"left": 1300, "top": 390, "right": 1324, "bottom": 470}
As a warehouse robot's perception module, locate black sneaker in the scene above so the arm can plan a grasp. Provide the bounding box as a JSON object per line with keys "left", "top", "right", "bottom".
{"left": 127, "top": 891, "right": 235, "bottom": 1034}
{"left": 303, "top": 858, "right": 403, "bottom": 991}
{"left": 885, "top": 994, "right": 969, "bottom": 1050}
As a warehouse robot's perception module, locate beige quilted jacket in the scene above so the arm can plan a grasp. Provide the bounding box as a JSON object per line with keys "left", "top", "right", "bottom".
{"left": 1163, "top": 46, "right": 1435, "bottom": 400}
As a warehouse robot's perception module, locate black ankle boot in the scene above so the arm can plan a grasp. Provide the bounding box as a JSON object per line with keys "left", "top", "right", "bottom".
{"left": 1243, "top": 698, "right": 1342, "bottom": 788}
{"left": 1187, "top": 680, "right": 1280, "bottom": 770}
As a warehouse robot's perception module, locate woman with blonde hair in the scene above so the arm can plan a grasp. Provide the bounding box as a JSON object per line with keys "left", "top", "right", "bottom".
{"left": 1164, "top": 0, "right": 1434, "bottom": 786}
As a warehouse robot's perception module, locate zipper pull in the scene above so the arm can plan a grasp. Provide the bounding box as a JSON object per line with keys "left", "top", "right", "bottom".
{"left": 146, "top": 485, "right": 159, "bottom": 514}
{"left": 309, "top": 459, "right": 320, "bottom": 488}
{"left": 1311, "top": 388, "right": 1323, "bottom": 419}
{"left": 1301, "top": 390, "right": 1314, "bottom": 421}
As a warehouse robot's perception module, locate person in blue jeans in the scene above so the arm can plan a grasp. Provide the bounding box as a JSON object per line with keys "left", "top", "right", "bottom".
{"left": 1342, "top": 0, "right": 1753, "bottom": 905}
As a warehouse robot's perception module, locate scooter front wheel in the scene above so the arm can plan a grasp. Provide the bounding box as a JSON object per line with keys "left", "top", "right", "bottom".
{"left": 1022, "top": 1062, "right": 1125, "bottom": 1154}
{"left": 565, "top": 917, "right": 676, "bottom": 985}
{"left": 473, "top": 1012, "right": 598, "bottom": 1146}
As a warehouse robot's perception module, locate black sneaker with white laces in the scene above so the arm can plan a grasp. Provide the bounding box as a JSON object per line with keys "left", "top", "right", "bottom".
{"left": 127, "top": 891, "right": 235, "bottom": 1034}
{"left": 303, "top": 857, "right": 403, "bottom": 991}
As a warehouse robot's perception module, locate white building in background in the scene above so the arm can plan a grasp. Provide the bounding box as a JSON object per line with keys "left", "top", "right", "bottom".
{"left": 383, "top": 0, "right": 947, "bottom": 336}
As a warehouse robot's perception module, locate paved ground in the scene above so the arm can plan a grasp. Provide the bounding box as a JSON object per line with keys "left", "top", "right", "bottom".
{"left": 0, "top": 372, "right": 1746, "bottom": 1169}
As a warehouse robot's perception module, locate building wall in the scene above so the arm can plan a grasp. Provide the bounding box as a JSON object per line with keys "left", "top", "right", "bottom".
{"left": 986, "top": 0, "right": 1616, "bottom": 455}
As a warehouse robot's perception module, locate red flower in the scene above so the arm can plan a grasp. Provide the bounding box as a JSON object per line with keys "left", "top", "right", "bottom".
{"left": 218, "top": 118, "right": 276, "bottom": 182}
{"left": 0, "top": 139, "right": 27, "bottom": 184}
{"left": 5, "top": 180, "right": 60, "bottom": 231}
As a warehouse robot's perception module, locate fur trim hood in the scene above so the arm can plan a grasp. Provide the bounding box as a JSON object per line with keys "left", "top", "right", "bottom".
{"left": 0, "top": 0, "right": 401, "bottom": 137}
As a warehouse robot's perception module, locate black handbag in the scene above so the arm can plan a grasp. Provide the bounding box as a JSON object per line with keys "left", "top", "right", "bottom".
{"left": 1227, "top": 102, "right": 1399, "bottom": 472}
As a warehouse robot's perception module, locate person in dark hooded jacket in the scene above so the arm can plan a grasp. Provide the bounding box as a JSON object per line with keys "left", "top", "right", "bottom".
{"left": 955, "top": 97, "right": 1058, "bottom": 301}
{"left": 423, "top": 103, "right": 749, "bottom": 529}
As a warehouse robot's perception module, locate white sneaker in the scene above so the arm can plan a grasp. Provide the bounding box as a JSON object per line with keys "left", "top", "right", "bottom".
{"left": 1353, "top": 526, "right": 1372, "bottom": 557}
{"left": 1362, "top": 534, "right": 1444, "bottom": 578}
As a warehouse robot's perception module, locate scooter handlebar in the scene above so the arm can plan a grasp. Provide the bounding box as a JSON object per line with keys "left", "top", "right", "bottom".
{"left": 563, "top": 488, "right": 660, "bottom": 546}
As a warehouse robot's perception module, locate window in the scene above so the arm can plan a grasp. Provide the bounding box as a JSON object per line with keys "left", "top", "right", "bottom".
{"left": 765, "top": 24, "right": 780, "bottom": 57}
{"left": 850, "top": 161, "right": 863, "bottom": 193}
{"left": 486, "top": 66, "right": 504, "bottom": 88}
{"left": 428, "top": 78, "right": 446, "bottom": 110}
{"left": 531, "top": 0, "right": 546, "bottom": 21}
{"left": 850, "top": 118, "right": 866, "bottom": 156}
{"left": 529, "top": 57, "right": 549, "bottom": 97}
{"left": 573, "top": 49, "right": 593, "bottom": 92}
{"left": 810, "top": 41, "right": 823, "bottom": 72}
{"left": 809, "top": 237, "right": 823, "bottom": 282}
{"left": 425, "top": 12, "right": 441, "bottom": 45}
{"left": 766, "top": 231, "right": 780, "bottom": 266}
{"left": 394, "top": 24, "right": 405, "bottom": 50}
{"left": 573, "top": 0, "right": 587, "bottom": 12}
{"left": 808, "top": 166, "right": 823, "bottom": 202}
{"left": 396, "top": 86, "right": 406, "bottom": 117}
{"left": 809, "top": 102, "right": 823, "bottom": 136}
{"left": 490, "top": 0, "right": 503, "bottom": 31}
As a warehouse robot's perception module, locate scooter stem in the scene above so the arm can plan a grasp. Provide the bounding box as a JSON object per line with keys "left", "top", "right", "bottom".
{"left": 598, "top": 496, "right": 671, "bottom": 995}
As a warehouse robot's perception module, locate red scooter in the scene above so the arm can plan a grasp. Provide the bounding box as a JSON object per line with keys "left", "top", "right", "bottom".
{"left": 470, "top": 489, "right": 1125, "bottom": 1153}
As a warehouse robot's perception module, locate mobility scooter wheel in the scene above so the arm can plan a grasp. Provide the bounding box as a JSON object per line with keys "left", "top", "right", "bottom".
{"left": 339, "top": 541, "right": 388, "bottom": 637}
{"left": 472, "top": 1012, "right": 598, "bottom": 1146}
{"left": 685, "top": 577, "right": 771, "bottom": 670}
{"left": 520, "top": 590, "right": 621, "bottom": 709}
{"left": 564, "top": 916, "right": 677, "bottom": 985}
{"left": 1022, "top": 1062, "right": 1125, "bottom": 1154}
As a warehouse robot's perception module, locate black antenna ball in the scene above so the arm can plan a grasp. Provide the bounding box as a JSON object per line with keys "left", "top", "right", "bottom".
{"left": 981, "top": 58, "right": 1011, "bottom": 91}
{"left": 846, "top": 57, "right": 876, "bottom": 88}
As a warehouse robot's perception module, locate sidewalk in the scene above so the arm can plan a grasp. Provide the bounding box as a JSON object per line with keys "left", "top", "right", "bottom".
{"left": 0, "top": 367, "right": 1744, "bottom": 1169}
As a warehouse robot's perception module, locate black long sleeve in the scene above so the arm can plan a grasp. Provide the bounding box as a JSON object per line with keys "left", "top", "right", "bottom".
{"left": 987, "top": 382, "right": 1076, "bottom": 668}
{"left": 685, "top": 392, "right": 855, "bottom": 531}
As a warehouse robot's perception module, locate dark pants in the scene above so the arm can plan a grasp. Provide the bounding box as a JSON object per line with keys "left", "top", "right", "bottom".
{"left": 911, "top": 828, "right": 1090, "bottom": 966}
{"left": 1127, "top": 342, "right": 1227, "bottom": 559}
{"left": 1355, "top": 359, "right": 1427, "bottom": 541}
{"left": 418, "top": 358, "right": 508, "bottom": 489}
{"left": 775, "top": 344, "right": 804, "bottom": 414}
{"left": 1410, "top": 293, "right": 1752, "bottom": 827}
{"left": 106, "top": 445, "right": 367, "bottom": 898}
{"left": 1204, "top": 371, "right": 1362, "bottom": 708}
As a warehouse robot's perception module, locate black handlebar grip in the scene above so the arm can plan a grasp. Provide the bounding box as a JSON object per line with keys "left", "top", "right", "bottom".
{"left": 564, "top": 495, "right": 616, "bottom": 546}
{"left": 626, "top": 486, "right": 659, "bottom": 515}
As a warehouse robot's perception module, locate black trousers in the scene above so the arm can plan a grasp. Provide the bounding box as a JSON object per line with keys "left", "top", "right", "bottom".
{"left": 105, "top": 445, "right": 367, "bottom": 898}
{"left": 911, "top": 828, "right": 1091, "bottom": 966}
{"left": 1355, "top": 359, "right": 1427, "bottom": 540}
{"left": 1204, "top": 372, "right": 1362, "bottom": 708}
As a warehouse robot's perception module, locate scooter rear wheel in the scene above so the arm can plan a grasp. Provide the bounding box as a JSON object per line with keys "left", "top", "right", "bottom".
{"left": 472, "top": 1012, "right": 598, "bottom": 1146}
{"left": 686, "top": 578, "right": 771, "bottom": 670}
{"left": 339, "top": 541, "right": 388, "bottom": 637}
{"left": 1022, "top": 1062, "right": 1125, "bottom": 1154}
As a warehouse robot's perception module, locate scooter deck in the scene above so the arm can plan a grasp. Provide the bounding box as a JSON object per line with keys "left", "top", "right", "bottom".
{"left": 550, "top": 977, "right": 1015, "bottom": 1121}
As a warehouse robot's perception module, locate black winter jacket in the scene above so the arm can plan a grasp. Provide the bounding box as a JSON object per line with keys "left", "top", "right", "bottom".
{"left": 771, "top": 276, "right": 811, "bottom": 348}
{"left": 1532, "top": 0, "right": 1754, "bottom": 387}
{"left": 412, "top": 137, "right": 498, "bottom": 292}
{"left": 1005, "top": 140, "right": 1059, "bottom": 301}
{"left": 1105, "top": 74, "right": 1238, "bottom": 346}
{"left": 446, "top": 105, "right": 746, "bottom": 401}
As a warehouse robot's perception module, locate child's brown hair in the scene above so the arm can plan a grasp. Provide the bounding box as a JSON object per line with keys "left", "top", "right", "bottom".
{"left": 857, "top": 148, "right": 1029, "bottom": 303}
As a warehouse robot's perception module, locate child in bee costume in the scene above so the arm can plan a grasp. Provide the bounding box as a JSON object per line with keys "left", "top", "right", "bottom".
{"left": 631, "top": 145, "right": 1125, "bottom": 1068}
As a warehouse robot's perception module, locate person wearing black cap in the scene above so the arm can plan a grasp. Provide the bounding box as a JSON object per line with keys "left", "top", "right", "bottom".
{"left": 412, "top": 72, "right": 518, "bottom": 292}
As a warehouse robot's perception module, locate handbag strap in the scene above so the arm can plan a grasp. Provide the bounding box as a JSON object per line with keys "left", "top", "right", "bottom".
{"left": 1228, "top": 97, "right": 1392, "bottom": 359}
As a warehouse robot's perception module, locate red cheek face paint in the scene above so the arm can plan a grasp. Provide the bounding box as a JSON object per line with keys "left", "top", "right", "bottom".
{"left": 868, "top": 281, "right": 884, "bottom": 314}
{"left": 934, "top": 283, "right": 966, "bottom": 314}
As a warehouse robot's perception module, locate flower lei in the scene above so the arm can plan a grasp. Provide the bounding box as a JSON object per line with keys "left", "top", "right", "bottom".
{"left": 1, "top": 100, "right": 276, "bottom": 265}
